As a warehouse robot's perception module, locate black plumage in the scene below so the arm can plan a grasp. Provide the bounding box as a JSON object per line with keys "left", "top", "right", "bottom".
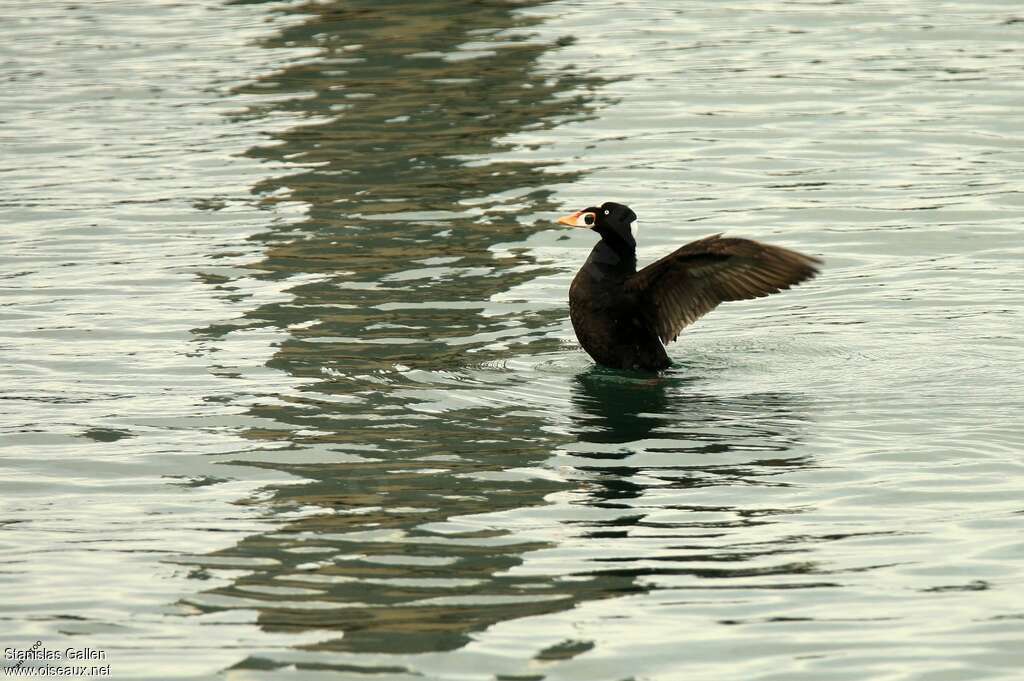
{"left": 558, "top": 202, "right": 822, "bottom": 372}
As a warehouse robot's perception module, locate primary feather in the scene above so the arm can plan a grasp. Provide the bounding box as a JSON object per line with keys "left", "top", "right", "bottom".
{"left": 626, "top": 234, "right": 822, "bottom": 344}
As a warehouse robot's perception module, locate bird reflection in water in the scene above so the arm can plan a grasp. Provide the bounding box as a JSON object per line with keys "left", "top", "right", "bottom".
{"left": 570, "top": 366, "right": 811, "bottom": 468}
{"left": 571, "top": 366, "right": 677, "bottom": 446}
{"left": 566, "top": 367, "right": 819, "bottom": 567}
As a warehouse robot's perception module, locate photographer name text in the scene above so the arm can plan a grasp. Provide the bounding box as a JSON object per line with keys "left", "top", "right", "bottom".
{"left": 4, "top": 648, "right": 105, "bottom": 663}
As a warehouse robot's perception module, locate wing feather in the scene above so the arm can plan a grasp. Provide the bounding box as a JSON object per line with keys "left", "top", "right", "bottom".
{"left": 626, "top": 235, "right": 822, "bottom": 344}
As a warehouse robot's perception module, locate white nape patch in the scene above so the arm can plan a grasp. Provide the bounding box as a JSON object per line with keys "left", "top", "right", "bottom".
{"left": 630, "top": 220, "right": 639, "bottom": 239}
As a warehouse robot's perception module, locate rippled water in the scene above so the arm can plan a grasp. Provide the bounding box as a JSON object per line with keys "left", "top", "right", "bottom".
{"left": 3, "top": 1, "right": 1023, "bottom": 679}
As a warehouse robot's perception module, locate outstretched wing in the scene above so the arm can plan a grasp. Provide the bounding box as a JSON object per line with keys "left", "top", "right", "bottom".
{"left": 626, "top": 234, "right": 822, "bottom": 344}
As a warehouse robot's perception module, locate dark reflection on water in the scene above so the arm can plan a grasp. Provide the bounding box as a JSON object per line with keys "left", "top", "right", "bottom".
{"left": 570, "top": 368, "right": 676, "bottom": 447}
{"left": 212, "top": 0, "right": 603, "bottom": 374}
{"left": 567, "top": 371, "right": 821, "bottom": 583}
{"left": 187, "top": 0, "right": 821, "bottom": 671}
{"left": 570, "top": 368, "right": 811, "bottom": 475}
{"left": 188, "top": 0, "right": 633, "bottom": 665}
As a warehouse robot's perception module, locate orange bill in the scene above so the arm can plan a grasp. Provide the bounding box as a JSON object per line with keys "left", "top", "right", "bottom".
{"left": 556, "top": 210, "right": 595, "bottom": 228}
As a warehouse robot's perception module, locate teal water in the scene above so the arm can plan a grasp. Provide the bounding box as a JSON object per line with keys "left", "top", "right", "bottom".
{"left": 2, "top": 1, "right": 1023, "bottom": 679}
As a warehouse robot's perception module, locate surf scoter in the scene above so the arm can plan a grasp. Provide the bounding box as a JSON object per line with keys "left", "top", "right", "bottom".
{"left": 558, "top": 202, "right": 821, "bottom": 372}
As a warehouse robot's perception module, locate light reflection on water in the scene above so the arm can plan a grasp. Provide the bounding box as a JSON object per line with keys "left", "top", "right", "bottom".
{"left": 2, "top": 0, "right": 1024, "bottom": 679}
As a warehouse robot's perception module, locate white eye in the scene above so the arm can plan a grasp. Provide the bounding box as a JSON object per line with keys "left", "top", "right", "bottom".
{"left": 630, "top": 220, "right": 639, "bottom": 238}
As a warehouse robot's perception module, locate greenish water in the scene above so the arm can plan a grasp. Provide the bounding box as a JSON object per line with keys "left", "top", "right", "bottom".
{"left": 2, "top": 1, "right": 1023, "bottom": 679}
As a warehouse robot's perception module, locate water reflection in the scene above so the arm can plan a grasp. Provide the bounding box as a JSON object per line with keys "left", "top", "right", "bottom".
{"left": 186, "top": 0, "right": 822, "bottom": 670}
{"left": 569, "top": 367, "right": 811, "bottom": 471}
{"left": 571, "top": 367, "right": 686, "bottom": 446}
{"left": 187, "top": 0, "right": 624, "bottom": 665}
{"left": 218, "top": 0, "right": 603, "bottom": 378}
{"left": 566, "top": 370, "right": 819, "bottom": 584}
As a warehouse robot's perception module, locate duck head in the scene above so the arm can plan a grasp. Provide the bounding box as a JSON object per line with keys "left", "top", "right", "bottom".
{"left": 557, "top": 201, "right": 639, "bottom": 256}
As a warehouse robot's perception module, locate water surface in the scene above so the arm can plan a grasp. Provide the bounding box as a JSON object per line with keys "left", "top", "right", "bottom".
{"left": 2, "top": 1, "right": 1023, "bottom": 679}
